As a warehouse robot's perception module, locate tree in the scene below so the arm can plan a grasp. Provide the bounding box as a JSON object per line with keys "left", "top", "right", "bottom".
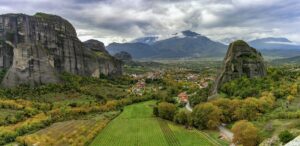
{"left": 259, "top": 92, "right": 276, "bottom": 110}
{"left": 157, "top": 102, "right": 177, "bottom": 120}
{"left": 290, "top": 83, "right": 298, "bottom": 95}
{"left": 234, "top": 97, "right": 263, "bottom": 121}
{"left": 173, "top": 110, "right": 190, "bottom": 125}
{"left": 287, "top": 95, "right": 295, "bottom": 105}
{"left": 279, "top": 130, "right": 295, "bottom": 144}
{"left": 212, "top": 98, "right": 240, "bottom": 123}
{"left": 232, "top": 120, "right": 259, "bottom": 146}
{"left": 189, "top": 92, "right": 208, "bottom": 107}
{"left": 191, "top": 103, "right": 222, "bottom": 129}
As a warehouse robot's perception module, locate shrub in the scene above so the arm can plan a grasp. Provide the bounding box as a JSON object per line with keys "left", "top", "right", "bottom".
{"left": 191, "top": 103, "right": 222, "bottom": 129}
{"left": 232, "top": 120, "right": 259, "bottom": 146}
{"left": 157, "top": 102, "right": 177, "bottom": 120}
{"left": 234, "top": 97, "right": 264, "bottom": 121}
{"left": 153, "top": 106, "right": 159, "bottom": 117}
{"left": 173, "top": 110, "right": 190, "bottom": 125}
{"left": 211, "top": 98, "right": 239, "bottom": 123}
{"left": 279, "top": 130, "right": 295, "bottom": 144}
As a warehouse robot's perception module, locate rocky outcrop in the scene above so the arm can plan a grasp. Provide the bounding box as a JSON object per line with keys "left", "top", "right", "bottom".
{"left": 0, "top": 13, "right": 122, "bottom": 87}
{"left": 84, "top": 39, "right": 108, "bottom": 54}
{"left": 213, "top": 40, "right": 266, "bottom": 94}
{"left": 114, "top": 51, "right": 132, "bottom": 62}
{"left": 83, "top": 39, "right": 122, "bottom": 77}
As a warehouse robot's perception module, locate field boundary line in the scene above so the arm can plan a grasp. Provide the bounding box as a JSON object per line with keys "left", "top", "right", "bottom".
{"left": 196, "top": 130, "right": 222, "bottom": 146}
{"left": 157, "top": 119, "right": 181, "bottom": 146}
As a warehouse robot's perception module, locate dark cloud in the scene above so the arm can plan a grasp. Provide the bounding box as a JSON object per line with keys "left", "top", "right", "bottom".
{"left": 0, "top": 0, "right": 299, "bottom": 44}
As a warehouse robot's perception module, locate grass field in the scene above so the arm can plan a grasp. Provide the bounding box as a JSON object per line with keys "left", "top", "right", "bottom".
{"left": 90, "top": 101, "right": 224, "bottom": 146}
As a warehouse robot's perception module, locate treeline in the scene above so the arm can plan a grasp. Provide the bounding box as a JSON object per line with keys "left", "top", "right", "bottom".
{"left": 154, "top": 92, "right": 275, "bottom": 129}
{"left": 0, "top": 72, "right": 134, "bottom": 99}
{"left": 153, "top": 92, "right": 276, "bottom": 146}
{"left": 221, "top": 67, "right": 300, "bottom": 98}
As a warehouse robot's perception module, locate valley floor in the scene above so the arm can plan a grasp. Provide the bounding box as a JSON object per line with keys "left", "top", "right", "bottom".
{"left": 90, "top": 101, "right": 227, "bottom": 146}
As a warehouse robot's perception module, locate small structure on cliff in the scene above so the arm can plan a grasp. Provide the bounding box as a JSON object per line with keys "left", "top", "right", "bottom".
{"left": 0, "top": 13, "right": 122, "bottom": 87}
{"left": 212, "top": 40, "right": 266, "bottom": 95}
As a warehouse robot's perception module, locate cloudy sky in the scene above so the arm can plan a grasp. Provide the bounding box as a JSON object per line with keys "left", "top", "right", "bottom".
{"left": 1, "top": 0, "right": 300, "bottom": 45}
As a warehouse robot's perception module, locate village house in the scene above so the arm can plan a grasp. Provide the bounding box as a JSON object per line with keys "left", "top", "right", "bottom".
{"left": 132, "top": 79, "right": 146, "bottom": 96}
{"left": 198, "top": 77, "right": 214, "bottom": 89}
{"left": 130, "top": 74, "right": 144, "bottom": 80}
{"left": 186, "top": 74, "right": 198, "bottom": 81}
{"left": 147, "top": 71, "right": 163, "bottom": 80}
{"left": 178, "top": 92, "right": 189, "bottom": 103}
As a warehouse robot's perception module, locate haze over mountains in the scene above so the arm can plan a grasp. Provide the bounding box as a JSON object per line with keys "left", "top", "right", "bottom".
{"left": 107, "top": 30, "right": 300, "bottom": 59}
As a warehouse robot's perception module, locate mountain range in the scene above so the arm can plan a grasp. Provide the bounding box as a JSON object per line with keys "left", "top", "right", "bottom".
{"left": 107, "top": 30, "right": 227, "bottom": 59}
{"left": 107, "top": 31, "right": 300, "bottom": 59}
{"left": 272, "top": 55, "right": 300, "bottom": 64}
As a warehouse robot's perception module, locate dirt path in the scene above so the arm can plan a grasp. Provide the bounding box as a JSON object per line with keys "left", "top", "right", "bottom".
{"left": 218, "top": 125, "right": 233, "bottom": 141}
{"left": 185, "top": 101, "right": 193, "bottom": 112}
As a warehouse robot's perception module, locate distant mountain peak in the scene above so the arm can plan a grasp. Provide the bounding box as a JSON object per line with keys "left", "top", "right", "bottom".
{"left": 181, "top": 30, "right": 201, "bottom": 37}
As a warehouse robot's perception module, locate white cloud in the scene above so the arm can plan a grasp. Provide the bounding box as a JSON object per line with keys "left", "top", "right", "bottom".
{"left": 0, "top": 0, "right": 299, "bottom": 44}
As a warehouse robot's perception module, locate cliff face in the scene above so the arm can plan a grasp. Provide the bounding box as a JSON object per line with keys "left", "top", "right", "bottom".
{"left": 84, "top": 39, "right": 122, "bottom": 77}
{"left": 213, "top": 40, "right": 266, "bottom": 94}
{"left": 84, "top": 39, "right": 108, "bottom": 54}
{"left": 0, "top": 13, "right": 122, "bottom": 87}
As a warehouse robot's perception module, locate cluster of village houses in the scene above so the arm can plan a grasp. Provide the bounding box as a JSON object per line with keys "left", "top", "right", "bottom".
{"left": 129, "top": 71, "right": 213, "bottom": 104}
{"left": 130, "top": 71, "right": 163, "bottom": 96}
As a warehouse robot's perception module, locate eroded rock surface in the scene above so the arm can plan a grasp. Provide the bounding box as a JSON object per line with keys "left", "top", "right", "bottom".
{"left": 0, "top": 13, "right": 122, "bottom": 87}
{"left": 213, "top": 40, "right": 266, "bottom": 94}
{"left": 84, "top": 39, "right": 108, "bottom": 54}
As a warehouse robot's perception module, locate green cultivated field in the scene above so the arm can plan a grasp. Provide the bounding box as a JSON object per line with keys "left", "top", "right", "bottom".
{"left": 90, "top": 101, "right": 221, "bottom": 146}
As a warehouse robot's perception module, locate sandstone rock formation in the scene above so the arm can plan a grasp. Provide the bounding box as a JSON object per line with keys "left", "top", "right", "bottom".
{"left": 83, "top": 39, "right": 122, "bottom": 77}
{"left": 0, "top": 13, "right": 122, "bottom": 87}
{"left": 84, "top": 39, "right": 108, "bottom": 54}
{"left": 213, "top": 40, "right": 266, "bottom": 94}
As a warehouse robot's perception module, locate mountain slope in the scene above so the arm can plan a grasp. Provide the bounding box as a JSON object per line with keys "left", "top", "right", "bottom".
{"left": 152, "top": 31, "right": 226, "bottom": 58}
{"left": 249, "top": 37, "right": 300, "bottom": 50}
{"left": 107, "top": 42, "right": 157, "bottom": 58}
{"left": 107, "top": 30, "right": 227, "bottom": 59}
{"left": 272, "top": 55, "right": 300, "bottom": 64}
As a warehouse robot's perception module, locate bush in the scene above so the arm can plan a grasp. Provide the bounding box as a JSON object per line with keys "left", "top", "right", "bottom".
{"left": 153, "top": 106, "right": 159, "bottom": 117}
{"left": 234, "top": 97, "right": 264, "bottom": 121}
{"left": 189, "top": 94, "right": 207, "bottom": 107}
{"left": 191, "top": 103, "right": 222, "bottom": 129}
{"left": 279, "top": 130, "right": 295, "bottom": 144}
{"left": 157, "top": 102, "right": 177, "bottom": 120}
{"left": 173, "top": 110, "right": 190, "bottom": 125}
{"left": 232, "top": 120, "right": 259, "bottom": 146}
